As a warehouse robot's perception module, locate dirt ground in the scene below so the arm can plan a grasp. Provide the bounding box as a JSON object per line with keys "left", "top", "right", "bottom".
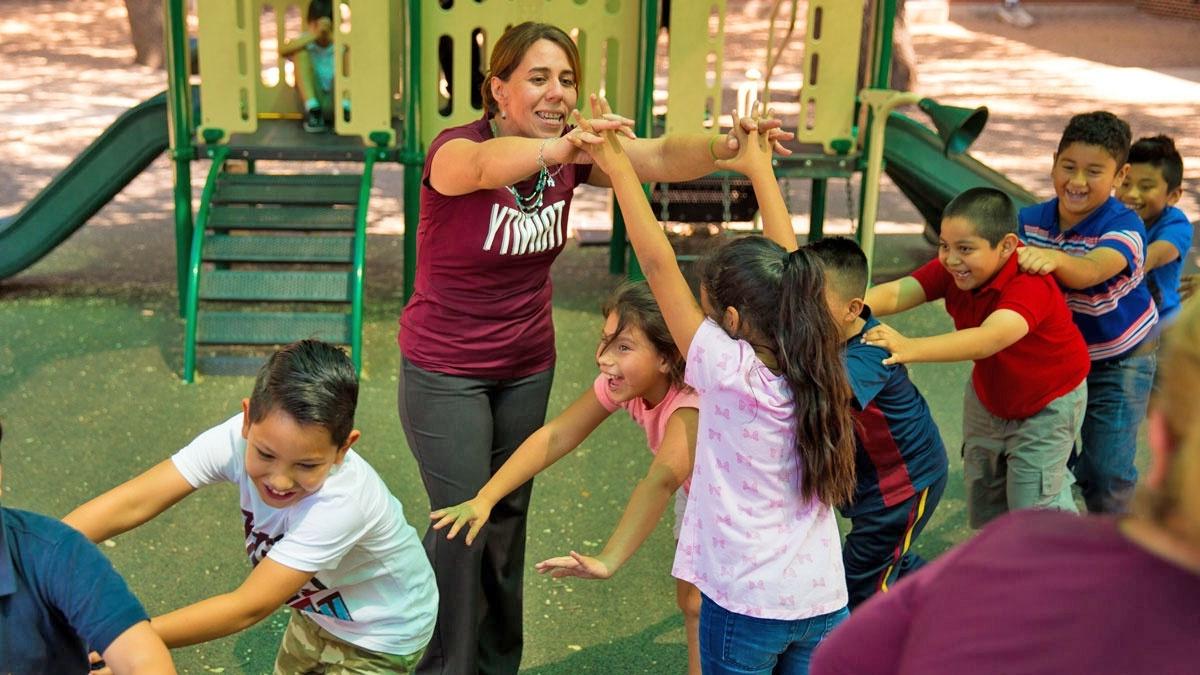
{"left": 1, "top": 2, "right": 1198, "bottom": 673}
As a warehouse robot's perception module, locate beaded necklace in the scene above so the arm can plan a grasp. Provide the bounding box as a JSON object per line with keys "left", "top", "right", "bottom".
{"left": 491, "top": 118, "right": 556, "bottom": 216}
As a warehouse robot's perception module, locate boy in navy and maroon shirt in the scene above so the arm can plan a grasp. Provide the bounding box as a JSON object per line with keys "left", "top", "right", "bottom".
{"left": 1017, "top": 111, "right": 1158, "bottom": 514}
{"left": 863, "top": 188, "right": 1090, "bottom": 529}
{"left": 807, "top": 237, "right": 948, "bottom": 609}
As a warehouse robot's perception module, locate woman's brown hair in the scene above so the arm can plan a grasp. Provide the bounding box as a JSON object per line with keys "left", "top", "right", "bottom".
{"left": 481, "top": 22, "right": 581, "bottom": 118}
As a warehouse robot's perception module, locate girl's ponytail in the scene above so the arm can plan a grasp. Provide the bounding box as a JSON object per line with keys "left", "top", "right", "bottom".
{"left": 777, "top": 249, "right": 857, "bottom": 507}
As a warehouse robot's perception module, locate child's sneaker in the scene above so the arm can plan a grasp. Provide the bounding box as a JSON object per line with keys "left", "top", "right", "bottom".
{"left": 304, "top": 107, "right": 326, "bottom": 133}
{"left": 997, "top": 3, "right": 1035, "bottom": 28}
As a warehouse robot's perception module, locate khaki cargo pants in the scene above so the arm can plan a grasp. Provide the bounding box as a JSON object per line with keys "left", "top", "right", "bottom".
{"left": 274, "top": 610, "right": 425, "bottom": 674}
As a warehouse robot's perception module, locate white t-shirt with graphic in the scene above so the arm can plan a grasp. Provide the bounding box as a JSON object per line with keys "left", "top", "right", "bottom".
{"left": 171, "top": 414, "right": 438, "bottom": 655}
{"left": 672, "top": 320, "right": 847, "bottom": 620}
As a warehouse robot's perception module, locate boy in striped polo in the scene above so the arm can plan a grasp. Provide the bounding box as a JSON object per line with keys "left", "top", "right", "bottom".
{"left": 1016, "top": 111, "right": 1157, "bottom": 515}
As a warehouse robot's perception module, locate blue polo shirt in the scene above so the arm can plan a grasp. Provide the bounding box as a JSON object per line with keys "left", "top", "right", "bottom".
{"left": 1145, "top": 205, "right": 1193, "bottom": 325}
{"left": 1019, "top": 196, "right": 1158, "bottom": 361}
{"left": 841, "top": 309, "right": 948, "bottom": 517}
{"left": 0, "top": 506, "right": 149, "bottom": 671}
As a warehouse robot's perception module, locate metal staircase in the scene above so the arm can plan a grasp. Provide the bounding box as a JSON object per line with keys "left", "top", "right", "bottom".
{"left": 182, "top": 149, "right": 375, "bottom": 382}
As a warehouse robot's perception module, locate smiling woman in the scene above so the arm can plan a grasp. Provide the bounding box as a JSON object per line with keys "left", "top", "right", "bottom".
{"left": 393, "top": 21, "right": 793, "bottom": 675}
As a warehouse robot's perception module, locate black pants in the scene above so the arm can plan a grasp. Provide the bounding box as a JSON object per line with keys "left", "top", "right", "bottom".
{"left": 842, "top": 471, "right": 946, "bottom": 610}
{"left": 399, "top": 358, "right": 554, "bottom": 675}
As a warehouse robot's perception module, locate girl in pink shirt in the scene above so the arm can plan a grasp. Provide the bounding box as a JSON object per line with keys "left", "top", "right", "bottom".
{"left": 574, "top": 98, "right": 858, "bottom": 674}
{"left": 432, "top": 282, "right": 704, "bottom": 674}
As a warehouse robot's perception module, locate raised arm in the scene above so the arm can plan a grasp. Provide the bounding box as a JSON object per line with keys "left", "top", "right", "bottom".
{"left": 430, "top": 388, "right": 611, "bottom": 545}
{"left": 63, "top": 459, "right": 196, "bottom": 543}
{"left": 864, "top": 276, "right": 928, "bottom": 316}
{"left": 579, "top": 96, "right": 706, "bottom": 355}
{"left": 1017, "top": 245, "right": 1128, "bottom": 290}
{"left": 535, "top": 407, "right": 698, "bottom": 579}
{"left": 862, "top": 309, "right": 1030, "bottom": 365}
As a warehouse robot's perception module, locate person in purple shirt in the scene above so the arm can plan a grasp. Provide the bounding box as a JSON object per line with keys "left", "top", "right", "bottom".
{"left": 810, "top": 298, "right": 1200, "bottom": 675}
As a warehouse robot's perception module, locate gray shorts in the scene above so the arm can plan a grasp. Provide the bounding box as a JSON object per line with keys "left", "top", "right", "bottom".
{"left": 963, "top": 379, "right": 1086, "bottom": 528}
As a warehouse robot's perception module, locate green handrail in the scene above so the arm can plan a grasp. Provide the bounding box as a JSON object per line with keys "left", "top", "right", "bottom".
{"left": 613, "top": 0, "right": 660, "bottom": 280}
{"left": 400, "top": 0, "right": 424, "bottom": 302}
{"left": 350, "top": 150, "right": 382, "bottom": 375}
{"left": 165, "top": 0, "right": 196, "bottom": 316}
{"left": 182, "top": 146, "right": 230, "bottom": 383}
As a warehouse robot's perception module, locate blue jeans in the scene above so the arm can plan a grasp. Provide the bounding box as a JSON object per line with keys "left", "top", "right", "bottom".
{"left": 1074, "top": 351, "right": 1156, "bottom": 514}
{"left": 699, "top": 595, "right": 848, "bottom": 675}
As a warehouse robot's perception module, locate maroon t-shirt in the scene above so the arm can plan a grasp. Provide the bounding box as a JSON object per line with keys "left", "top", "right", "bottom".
{"left": 399, "top": 117, "right": 591, "bottom": 378}
{"left": 911, "top": 251, "right": 1089, "bottom": 420}
{"left": 812, "top": 510, "right": 1200, "bottom": 675}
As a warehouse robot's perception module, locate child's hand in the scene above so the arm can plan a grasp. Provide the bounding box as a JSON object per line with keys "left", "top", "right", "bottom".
{"left": 1017, "top": 246, "right": 1062, "bottom": 275}
{"left": 715, "top": 104, "right": 773, "bottom": 178}
{"left": 720, "top": 105, "right": 795, "bottom": 157}
{"left": 534, "top": 550, "right": 614, "bottom": 580}
{"left": 862, "top": 323, "right": 914, "bottom": 365}
{"left": 430, "top": 498, "right": 492, "bottom": 546}
{"left": 1180, "top": 273, "right": 1197, "bottom": 301}
{"left": 562, "top": 95, "right": 632, "bottom": 175}
{"left": 543, "top": 94, "right": 634, "bottom": 167}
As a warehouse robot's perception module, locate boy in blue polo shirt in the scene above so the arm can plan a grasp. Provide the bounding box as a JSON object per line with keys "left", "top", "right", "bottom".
{"left": 863, "top": 188, "right": 1090, "bottom": 529}
{"left": 807, "top": 238, "right": 948, "bottom": 609}
{"left": 1017, "top": 111, "right": 1158, "bottom": 515}
{"left": 1117, "top": 134, "right": 1192, "bottom": 328}
{"left": 0, "top": 420, "right": 176, "bottom": 674}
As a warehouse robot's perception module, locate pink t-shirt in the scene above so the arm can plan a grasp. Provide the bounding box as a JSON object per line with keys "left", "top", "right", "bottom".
{"left": 592, "top": 375, "right": 699, "bottom": 494}
{"left": 673, "top": 320, "right": 847, "bottom": 620}
{"left": 399, "top": 117, "right": 591, "bottom": 378}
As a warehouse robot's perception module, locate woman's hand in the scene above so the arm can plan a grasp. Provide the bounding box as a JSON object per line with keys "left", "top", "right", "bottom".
{"left": 715, "top": 104, "right": 774, "bottom": 178}
{"left": 430, "top": 498, "right": 493, "bottom": 546}
{"left": 534, "top": 550, "right": 614, "bottom": 580}
{"left": 723, "top": 105, "right": 794, "bottom": 157}
{"left": 543, "top": 98, "right": 634, "bottom": 166}
{"left": 567, "top": 95, "right": 633, "bottom": 175}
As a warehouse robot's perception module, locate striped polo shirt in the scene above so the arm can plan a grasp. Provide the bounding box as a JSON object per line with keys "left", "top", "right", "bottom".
{"left": 1019, "top": 196, "right": 1158, "bottom": 361}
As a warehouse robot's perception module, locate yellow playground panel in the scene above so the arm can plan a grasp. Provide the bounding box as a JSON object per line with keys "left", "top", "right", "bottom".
{"left": 195, "top": 0, "right": 399, "bottom": 145}
{"left": 418, "top": 0, "right": 642, "bottom": 146}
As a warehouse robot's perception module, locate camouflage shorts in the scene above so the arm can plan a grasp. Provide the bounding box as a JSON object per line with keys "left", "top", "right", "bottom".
{"left": 273, "top": 610, "right": 425, "bottom": 674}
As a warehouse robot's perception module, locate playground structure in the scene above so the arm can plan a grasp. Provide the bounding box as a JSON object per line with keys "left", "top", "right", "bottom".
{"left": 0, "top": 0, "right": 1040, "bottom": 383}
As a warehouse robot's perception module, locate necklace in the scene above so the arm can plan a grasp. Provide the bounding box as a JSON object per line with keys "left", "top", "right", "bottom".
{"left": 491, "top": 117, "right": 554, "bottom": 216}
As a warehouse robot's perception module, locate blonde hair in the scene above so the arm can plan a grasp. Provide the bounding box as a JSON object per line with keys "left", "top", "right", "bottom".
{"left": 1134, "top": 298, "right": 1200, "bottom": 542}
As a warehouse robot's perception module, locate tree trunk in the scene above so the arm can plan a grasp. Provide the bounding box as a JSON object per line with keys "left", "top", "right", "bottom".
{"left": 123, "top": 0, "right": 165, "bottom": 69}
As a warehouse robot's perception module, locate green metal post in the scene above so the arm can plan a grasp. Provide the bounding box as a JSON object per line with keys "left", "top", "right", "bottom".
{"left": 182, "top": 146, "right": 229, "bottom": 383}
{"left": 611, "top": 0, "right": 660, "bottom": 279}
{"left": 809, "top": 178, "right": 827, "bottom": 242}
{"left": 165, "top": 0, "right": 195, "bottom": 316}
{"left": 856, "top": 0, "right": 898, "bottom": 243}
{"left": 400, "top": 0, "right": 423, "bottom": 302}
{"left": 350, "top": 150, "right": 379, "bottom": 376}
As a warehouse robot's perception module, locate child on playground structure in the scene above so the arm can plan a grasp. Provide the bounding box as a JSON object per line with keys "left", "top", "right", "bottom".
{"left": 280, "top": 0, "right": 343, "bottom": 133}
{"left": 576, "top": 95, "right": 856, "bottom": 674}
{"left": 1116, "top": 134, "right": 1192, "bottom": 329}
{"left": 64, "top": 340, "right": 437, "bottom": 673}
{"left": 431, "top": 281, "right": 704, "bottom": 674}
{"left": 1017, "top": 111, "right": 1158, "bottom": 515}
{"left": 735, "top": 102, "right": 947, "bottom": 609}
{"left": 862, "top": 187, "right": 1090, "bottom": 529}
{"left": 802, "top": 237, "right": 948, "bottom": 609}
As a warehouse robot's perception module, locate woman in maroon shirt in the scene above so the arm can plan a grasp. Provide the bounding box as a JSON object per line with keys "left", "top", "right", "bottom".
{"left": 397, "top": 22, "right": 791, "bottom": 675}
{"left": 811, "top": 299, "right": 1200, "bottom": 675}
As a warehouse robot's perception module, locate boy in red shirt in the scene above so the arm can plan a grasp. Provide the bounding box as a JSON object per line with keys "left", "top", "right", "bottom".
{"left": 863, "top": 187, "right": 1090, "bottom": 527}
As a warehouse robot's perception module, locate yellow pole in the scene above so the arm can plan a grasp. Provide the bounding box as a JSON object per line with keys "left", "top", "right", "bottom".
{"left": 858, "top": 88, "right": 920, "bottom": 283}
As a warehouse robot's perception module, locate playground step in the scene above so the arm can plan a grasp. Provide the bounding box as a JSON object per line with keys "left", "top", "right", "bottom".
{"left": 208, "top": 205, "right": 356, "bottom": 231}
{"left": 214, "top": 174, "right": 361, "bottom": 206}
{"left": 197, "top": 311, "right": 352, "bottom": 345}
{"left": 204, "top": 234, "right": 354, "bottom": 263}
{"left": 200, "top": 270, "right": 351, "bottom": 302}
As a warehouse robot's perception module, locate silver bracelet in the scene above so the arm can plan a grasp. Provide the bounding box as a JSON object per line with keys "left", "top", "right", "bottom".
{"left": 538, "top": 138, "right": 558, "bottom": 187}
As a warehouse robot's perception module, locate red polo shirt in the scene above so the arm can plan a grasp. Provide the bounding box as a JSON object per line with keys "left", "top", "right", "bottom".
{"left": 911, "top": 252, "right": 1089, "bottom": 420}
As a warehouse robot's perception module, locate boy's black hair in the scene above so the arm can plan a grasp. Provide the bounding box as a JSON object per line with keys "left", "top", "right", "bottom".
{"left": 1056, "top": 111, "right": 1131, "bottom": 167}
{"left": 1128, "top": 135, "right": 1184, "bottom": 192}
{"left": 942, "top": 187, "right": 1017, "bottom": 247}
{"left": 248, "top": 339, "right": 358, "bottom": 447}
{"left": 307, "top": 0, "right": 333, "bottom": 23}
{"left": 806, "top": 237, "right": 868, "bottom": 300}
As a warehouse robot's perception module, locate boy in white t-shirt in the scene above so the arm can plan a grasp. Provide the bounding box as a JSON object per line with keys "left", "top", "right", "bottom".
{"left": 65, "top": 340, "right": 436, "bottom": 672}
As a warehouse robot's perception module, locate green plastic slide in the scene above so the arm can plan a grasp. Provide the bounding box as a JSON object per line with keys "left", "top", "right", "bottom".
{"left": 884, "top": 111, "right": 1038, "bottom": 235}
{"left": 0, "top": 92, "right": 169, "bottom": 279}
